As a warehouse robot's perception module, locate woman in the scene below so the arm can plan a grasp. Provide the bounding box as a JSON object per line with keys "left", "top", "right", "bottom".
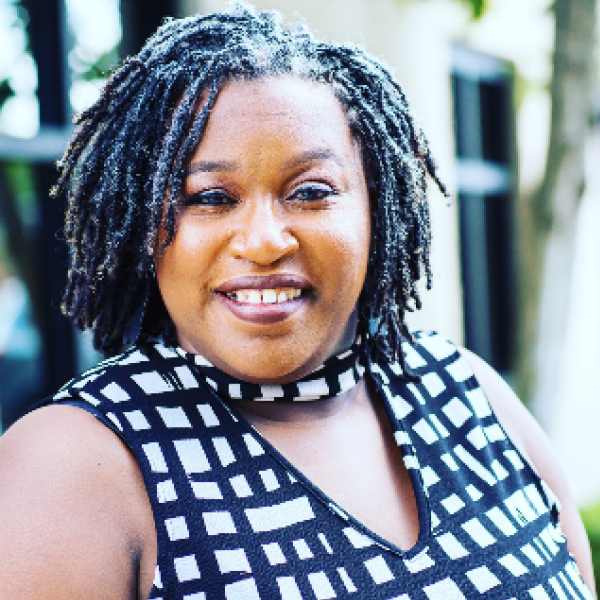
{"left": 0, "top": 4, "right": 595, "bottom": 599}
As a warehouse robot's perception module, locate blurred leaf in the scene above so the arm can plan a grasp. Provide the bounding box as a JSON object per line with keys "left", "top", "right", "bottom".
{"left": 581, "top": 501, "right": 600, "bottom": 598}
{"left": 4, "top": 162, "right": 36, "bottom": 229}
{"left": 394, "top": 0, "right": 487, "bottom": 19}
{"left": 460, "top": 0, "right": 487, "bottom": 19}
{"left": 80, "top": 47, "right": 121, "bottom": 81}
{"left": 4, "top": 162, "right": 35, "bottom": 198}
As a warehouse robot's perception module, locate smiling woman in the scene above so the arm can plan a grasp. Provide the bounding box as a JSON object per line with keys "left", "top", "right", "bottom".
{"left": 0, "top": 3, "right": 595, "bottom": 600}
{"left": 158, "top": 77, "right": 370, "bottom": 382}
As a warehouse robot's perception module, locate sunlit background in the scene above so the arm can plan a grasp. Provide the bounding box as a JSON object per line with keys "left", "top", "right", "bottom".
{"left": 0, "top": 0, "right": 599, "bottom": 585}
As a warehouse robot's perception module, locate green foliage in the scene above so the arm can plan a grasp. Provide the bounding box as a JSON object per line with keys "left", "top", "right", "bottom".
{"left": 580, "top": 501, "right": 600, "bottom": 597}
{"left": 395, "top": 0, "right": 487, "bottom": 19}
{"left": 80, "top": 47, "right": 121, "bottom": 81}
{"left": 3, "top": 162, "right": 36, "bottom": 229}
{"left": 462, "top": 0, "right": 486, "bottom": 19}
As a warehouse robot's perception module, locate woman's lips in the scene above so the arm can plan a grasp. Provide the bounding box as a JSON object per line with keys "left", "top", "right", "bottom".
{"left": 214, "top": 274, "right": 312, "bottom": 325}
{"left": 217, "top": 293, "right": 308, "bottom": 324}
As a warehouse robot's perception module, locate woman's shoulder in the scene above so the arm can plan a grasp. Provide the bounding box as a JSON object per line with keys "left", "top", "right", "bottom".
{"left": 0, "top": 403, "right": 155, "bottom": 598}
{"left": 0, "top": 401, "right": 143, "bottom": 488}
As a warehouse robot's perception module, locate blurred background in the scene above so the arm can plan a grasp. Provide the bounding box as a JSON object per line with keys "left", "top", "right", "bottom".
{"left": 0, "top": 0, "right": 599, "bottom": 587}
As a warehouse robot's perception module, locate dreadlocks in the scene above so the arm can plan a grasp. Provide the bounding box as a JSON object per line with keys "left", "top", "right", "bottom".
{"left": 53, "top": 1, "right": 447, "bottom": 374}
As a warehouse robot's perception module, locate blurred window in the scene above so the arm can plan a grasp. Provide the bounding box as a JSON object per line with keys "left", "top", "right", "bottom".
{"left": 0, "top": 0, "right": 120, "bottom": 431}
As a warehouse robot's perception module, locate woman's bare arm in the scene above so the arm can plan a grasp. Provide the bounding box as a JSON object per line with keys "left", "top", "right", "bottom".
{"left": 460, "top": 348, "right": 596, "bottom": 597}
{"left": 0, "top": 405, "right": 156, "bottom": 600}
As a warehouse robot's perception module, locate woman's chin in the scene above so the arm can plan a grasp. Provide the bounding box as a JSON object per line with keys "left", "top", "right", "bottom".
{"left": 200, "top": 344, "right": 326, "bottom": 385}
{"left": 216, "top": 358, "right": 315, "bottom": 385}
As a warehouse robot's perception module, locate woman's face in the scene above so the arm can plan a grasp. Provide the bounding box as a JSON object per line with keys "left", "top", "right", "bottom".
{"left": 156, "top": 76, "right": 371, "bottom": 383}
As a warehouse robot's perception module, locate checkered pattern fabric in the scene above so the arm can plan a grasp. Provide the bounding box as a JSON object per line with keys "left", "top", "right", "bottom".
{"left": 46, "top": 332, "right": 593, "bottom": 600}
{"left": 175, "top": 342, "right": 363, "bottom": 402}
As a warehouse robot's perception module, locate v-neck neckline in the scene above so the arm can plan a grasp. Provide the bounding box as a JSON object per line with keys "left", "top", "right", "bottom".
{"left": 206, "top": 366, "right": 433, "bottom": 561}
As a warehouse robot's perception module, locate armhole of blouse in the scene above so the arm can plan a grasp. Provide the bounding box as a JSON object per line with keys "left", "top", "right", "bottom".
{"left": 52, "top": 399, "right": 125, "bottom": 441}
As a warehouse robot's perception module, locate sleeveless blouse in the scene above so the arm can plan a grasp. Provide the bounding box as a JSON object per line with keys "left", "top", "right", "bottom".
{"left": 43, "top": 331, "right": 593, "bottom": 600}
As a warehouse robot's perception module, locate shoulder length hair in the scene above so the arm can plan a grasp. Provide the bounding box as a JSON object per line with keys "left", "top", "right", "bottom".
{"left": 54, "top": 1, "right": 447, "bottom": 372}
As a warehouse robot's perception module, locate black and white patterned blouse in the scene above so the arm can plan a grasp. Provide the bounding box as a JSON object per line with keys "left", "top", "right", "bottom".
{"left": 43, "top": 331, "right": 593, "bottom": 600}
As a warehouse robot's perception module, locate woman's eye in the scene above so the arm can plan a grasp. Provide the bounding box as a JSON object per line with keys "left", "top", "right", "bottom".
{"left": 289, "top": 185, "right": 337, "bottom": 202}
{"left": 183, "top": 190, "right": 236, "bottom": 207}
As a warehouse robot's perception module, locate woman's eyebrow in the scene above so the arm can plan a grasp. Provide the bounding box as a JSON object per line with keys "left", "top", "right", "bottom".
{"left": 186, "top": 159, "right": 240, "bottom": 175}
{"left": 282, "top": 148, "right": 343, "bottom": 170}
{"left": 186, "top": 149, "right": 342, "bottom": 175}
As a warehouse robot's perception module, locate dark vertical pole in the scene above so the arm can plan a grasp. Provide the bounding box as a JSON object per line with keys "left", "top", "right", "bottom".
{"left": 120, "top": 0, "right": 179, "bottom": 58}
{"left": 23, "top": 0, "right": 75, "bottom": 400}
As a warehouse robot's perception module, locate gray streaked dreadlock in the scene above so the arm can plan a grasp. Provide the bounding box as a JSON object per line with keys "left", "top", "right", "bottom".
{"left": 53, "top": 1, "right": 447, "bottom": 373}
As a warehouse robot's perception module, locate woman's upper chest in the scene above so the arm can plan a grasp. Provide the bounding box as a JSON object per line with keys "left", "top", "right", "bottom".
{"left": 238, "top": 383, "right": 420, "bottom": 553}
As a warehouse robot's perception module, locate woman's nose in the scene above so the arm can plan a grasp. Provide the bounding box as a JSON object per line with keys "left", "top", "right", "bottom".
{"left": 229, "top": 199, "right": 299, "bottom": 265}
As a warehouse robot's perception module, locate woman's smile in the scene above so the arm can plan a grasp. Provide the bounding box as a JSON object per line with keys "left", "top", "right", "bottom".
{"left": 215, "top": 273, "right": 311, "bottom": 324}
{"left": 155, "top": 76, "right": 371, "bottom": 384}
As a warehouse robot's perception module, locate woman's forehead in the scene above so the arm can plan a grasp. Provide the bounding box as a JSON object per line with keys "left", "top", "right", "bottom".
{"left": 189, "top": 76, "right": 357, "bottom": 160}
{"left": 202, "top": 75, "right": 345, "bottom": 121}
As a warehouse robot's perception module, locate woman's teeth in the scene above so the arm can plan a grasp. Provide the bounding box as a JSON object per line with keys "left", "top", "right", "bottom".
{"left": 226, "top": 288, "right": 302, "bottom": 304}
